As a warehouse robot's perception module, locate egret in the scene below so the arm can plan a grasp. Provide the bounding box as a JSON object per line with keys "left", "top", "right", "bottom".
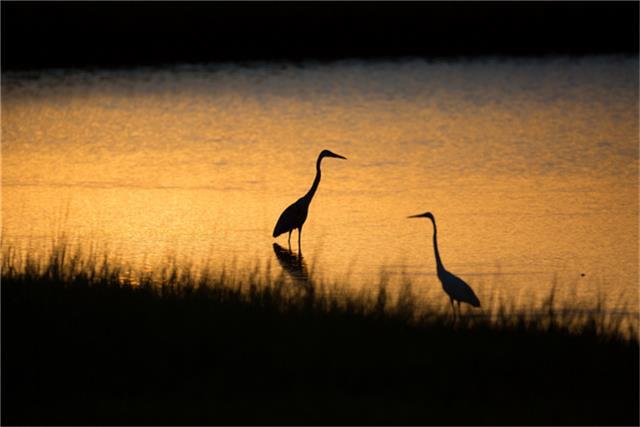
{"left": 408, "top": 211, "right": 481, "bottom": 316}
{"left": 273, "top": 149, "right": 346, "bottom": 251}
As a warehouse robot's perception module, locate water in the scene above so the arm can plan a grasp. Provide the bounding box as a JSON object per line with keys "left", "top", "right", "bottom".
{"left": 2, "top": 56, "right": 638, "bottom": 311}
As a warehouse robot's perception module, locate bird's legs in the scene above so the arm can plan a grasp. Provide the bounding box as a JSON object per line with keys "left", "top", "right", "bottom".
{"left": 449, "top": 297, "right": 456, "bottom": 320}
{"left": 287, "top": 231, "right": 292, "bottom": 249}
{"left": 457, "top": 300, "right": 462, "bottom": 318}
{"left": 298, "top": 226, "right": 303, "bottom": 254}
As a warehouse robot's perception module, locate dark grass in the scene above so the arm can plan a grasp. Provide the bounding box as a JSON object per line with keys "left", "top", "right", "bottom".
{"left": 2, "top": 245, "right": 638, "bottom": 425}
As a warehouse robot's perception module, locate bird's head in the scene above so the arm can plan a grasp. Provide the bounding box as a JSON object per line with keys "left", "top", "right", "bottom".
{"left": 319, "top": 149, "right": 347, "bottom": 160}
{"left": 408, "top": 211, "right": 434, "bottom": 220}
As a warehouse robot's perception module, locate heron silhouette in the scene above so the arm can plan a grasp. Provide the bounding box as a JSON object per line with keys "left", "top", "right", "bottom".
{"left": 408, "top": 211, "right": 481, "bottom": 316}
{"left": 273, "top": 149, "right": 346, "bottom": 251}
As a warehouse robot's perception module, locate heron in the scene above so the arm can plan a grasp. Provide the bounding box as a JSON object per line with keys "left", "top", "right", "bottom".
{"left": 408, "top": 211, "right": 481, "bottom": 316}
{"left": 273, "top": 149, "right": 347, "bottom": 251}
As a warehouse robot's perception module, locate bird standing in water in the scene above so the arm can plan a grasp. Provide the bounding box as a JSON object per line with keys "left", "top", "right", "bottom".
{"left": 408, "top": 211, "right": 481, "bottom": 316}
{"left": 273, "top": 149, "right": 347, "bottom": 251}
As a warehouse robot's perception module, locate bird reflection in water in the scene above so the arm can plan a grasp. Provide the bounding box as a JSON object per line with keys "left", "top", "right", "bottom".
{"left": 272, "top": 243, "right": 310, "bottom": 286}
{"left": 272, "top": 242, "right": 316, "bottom": 306}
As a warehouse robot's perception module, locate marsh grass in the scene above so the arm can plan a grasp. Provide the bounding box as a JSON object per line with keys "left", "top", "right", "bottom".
{"left": 2, "top": 243, "right": 638, "bottom": 425}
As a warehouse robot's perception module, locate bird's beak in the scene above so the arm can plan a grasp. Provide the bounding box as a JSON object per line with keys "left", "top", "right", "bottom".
{"left": 333, "top": 153, "right": 347, "bottom": 160}
{"left": 407, "top": 213, "right": 426, "bottom": 219}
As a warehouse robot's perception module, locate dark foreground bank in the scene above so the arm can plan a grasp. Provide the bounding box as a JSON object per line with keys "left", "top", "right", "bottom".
{"left": 1, "top": 251, "right": 638, "bottom": 425}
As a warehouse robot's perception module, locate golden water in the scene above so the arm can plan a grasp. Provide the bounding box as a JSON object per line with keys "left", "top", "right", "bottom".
{"left": 2, "top": 57, "right": 638, "bottom": 311}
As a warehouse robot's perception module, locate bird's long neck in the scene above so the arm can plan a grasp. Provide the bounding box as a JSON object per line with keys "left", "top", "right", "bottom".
{"left": 429, "top": 217, "right": 445, "bottom": 274}
{"left": 303, "top": 155, "right": 323, "bottom": 202}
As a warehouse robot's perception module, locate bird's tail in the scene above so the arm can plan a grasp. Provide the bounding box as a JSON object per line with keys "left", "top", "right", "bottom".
{"left": 470, "top": 295, "right": 481, "bottom": 308}
{"left": 272, "top": 226, "right": 284, "bottom": 238}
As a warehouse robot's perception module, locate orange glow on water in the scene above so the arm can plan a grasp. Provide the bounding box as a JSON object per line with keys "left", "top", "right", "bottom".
{"left": 2, "top": 58, "right": 638, "bottom": 310}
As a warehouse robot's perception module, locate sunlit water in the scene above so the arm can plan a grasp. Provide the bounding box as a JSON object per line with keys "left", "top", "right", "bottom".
{"left": 2, "top": 56, "right": 638, "bottom": 312}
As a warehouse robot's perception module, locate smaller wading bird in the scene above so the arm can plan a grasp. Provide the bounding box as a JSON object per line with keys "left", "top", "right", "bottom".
{"left": 408, "top": 211, "right": 481, "bottom": 316}
{"left": 273, "top": 149, "right": 347, "bottom": 251}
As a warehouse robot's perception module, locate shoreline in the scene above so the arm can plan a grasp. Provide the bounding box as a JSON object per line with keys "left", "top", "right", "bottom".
{"left": 3, "top": 260, "right": 638, "bottom": 425}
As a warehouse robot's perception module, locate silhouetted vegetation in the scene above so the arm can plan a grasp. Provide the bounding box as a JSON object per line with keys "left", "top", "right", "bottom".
{"left": 2, "top": 244, "right": 638, "bottom": 425}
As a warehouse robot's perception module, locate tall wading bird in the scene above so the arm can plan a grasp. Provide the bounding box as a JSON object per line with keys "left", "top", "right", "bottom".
{"left": 273, "top": 149, "right": 347, "bottom": 251}
{"left": 408, "top": 212, "right": 481, "bottom": 316}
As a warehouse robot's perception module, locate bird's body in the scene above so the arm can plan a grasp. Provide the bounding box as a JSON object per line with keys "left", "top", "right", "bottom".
{"left": 272, "top": 197, "right": 309, "bottom": 240}
{"left": 273, "top": 149, "right": 346, "bottom": 251}
{"left": 409, "top": 211, "right": 480, "bottom": 315}
{"left": 438, "top": 268, "right": 481, "bottom": 308}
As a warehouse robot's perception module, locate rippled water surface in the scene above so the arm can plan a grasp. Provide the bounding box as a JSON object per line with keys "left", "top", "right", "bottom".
{"left": 2, "top": 57, "right": 638, "bottom": 311}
